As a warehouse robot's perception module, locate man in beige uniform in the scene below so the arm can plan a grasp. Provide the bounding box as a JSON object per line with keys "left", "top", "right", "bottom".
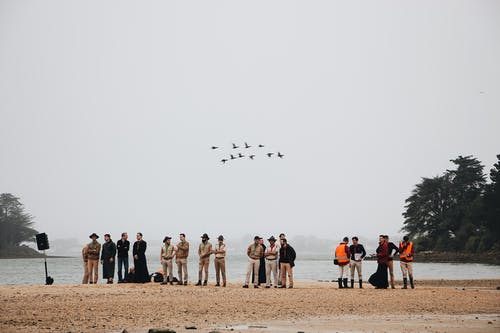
{"left": 196, "top": 233, "right": 212, "bottom": 286}
{"left": 243, "top": 236, "right": 264, "bottom": 288}
{"left": 213, "top": 235, "right": 226, "bottom": 287}
{"left": 160, "top": 236, "right": 175, "bottom": 285}
{"left": 82, "top": 245, "right": 89, "bottom": 284}
{"left": 85, "top": 233, "right": 101, "bottom": 284}
{"left": 176, "top": 233, "right": 189, "bottom": 285}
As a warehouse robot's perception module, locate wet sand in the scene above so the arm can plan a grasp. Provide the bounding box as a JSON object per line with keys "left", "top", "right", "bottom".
{"left": 0, "top": 279, "right": 499, "bottom": 333}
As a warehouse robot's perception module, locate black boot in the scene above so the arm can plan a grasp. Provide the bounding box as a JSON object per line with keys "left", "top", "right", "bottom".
{"left": 359, "top": 279, "right": 363, "bottom": 289}
{"left": 410, "top": 276, "right": 415, "bottom": 289}
{"left": 350, "top": 279, "right": 354, "bottom": 288}
{"left": 195, "top": 280, "right": 202, "bottom": 286}
{"left": 343, "top": 278, "right": 348, "bottom": 288}
{"left": 203, "top": 280, "right": 207, "bottom": 286}
{"left": 402, "top": 278, "right": 408, "bottom": 289}
{"left": 338, "top": 278, "right": 343, "bottom": 288}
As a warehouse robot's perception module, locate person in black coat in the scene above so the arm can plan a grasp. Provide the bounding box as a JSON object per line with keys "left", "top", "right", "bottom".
{"left": 133, "top": 232, "right": 149, "bottom": 283}
{"left": 278, "top": 238, "right": 296, "bottom": 288}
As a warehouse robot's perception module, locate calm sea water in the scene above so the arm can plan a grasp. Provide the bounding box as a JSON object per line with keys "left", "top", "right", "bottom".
{"left": 0, "top": 254, "right": 499, "bottom": 285}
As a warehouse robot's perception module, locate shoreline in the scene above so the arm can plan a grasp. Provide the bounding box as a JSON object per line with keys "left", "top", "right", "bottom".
{"left": 1, "top": 279, "right": 499, "bottom": 332}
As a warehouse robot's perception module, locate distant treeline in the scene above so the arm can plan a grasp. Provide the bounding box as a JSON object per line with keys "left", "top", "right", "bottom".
{"left": 402, "top": 155, "right": 500, "bottom": 254}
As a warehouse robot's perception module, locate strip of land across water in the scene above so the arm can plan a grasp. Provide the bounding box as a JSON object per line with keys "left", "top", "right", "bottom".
{"left": 0, "top": 280, "right": 499, "bottom": 333}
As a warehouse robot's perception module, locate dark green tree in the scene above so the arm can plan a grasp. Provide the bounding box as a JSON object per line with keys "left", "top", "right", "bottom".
{"left": 482, "top": 155, "right": 500, "bottom": 251}
{"left": 402, "top": 174, "right": 454, "bottom": 251}
{"left": 0, "top": 193, "right": 38, "bottom": 249}
{"left": 402, "top": 155, "right": 487, "bottom": 252}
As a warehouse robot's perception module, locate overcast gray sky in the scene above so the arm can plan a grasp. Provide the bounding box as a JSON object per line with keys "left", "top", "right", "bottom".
{"left": 1, "top": 1, "right": 499, "bottom": 245}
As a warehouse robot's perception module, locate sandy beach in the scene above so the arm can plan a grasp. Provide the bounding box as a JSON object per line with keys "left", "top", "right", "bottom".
{"left": 1, "top": 280, "right": 499, "bottom": 333}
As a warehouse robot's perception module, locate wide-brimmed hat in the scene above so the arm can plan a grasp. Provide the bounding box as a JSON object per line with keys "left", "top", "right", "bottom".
{"left": 254, "top": 235, "right": 261, "bottom": 240}
{"left": 201, "top": 233, "right": 209, "bottom": 240}
{"left": 217, "top": 235, "right": 224, "bottom": 241}
{"left": 163, "top": 236, "right": 172, "bottom": 242}
{"left": 89, "top": 233, "right": 99, "bottom": 239}
{"left": 268, "top": 236, "right": 276, "bottom": 242}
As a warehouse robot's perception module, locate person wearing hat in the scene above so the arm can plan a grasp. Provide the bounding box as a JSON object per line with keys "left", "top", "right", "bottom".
{"left": 212, "top": 235, "right": 227, "bottom": 287}
{"left": 100, "top": 234, "right": 116, "bottom": 284}
{"left": 175, "top": 233, "right": 190, "bottom": 285}
{"left": 85, "top": 233, "right": 101, "bottom": 284}
{"left": 264, "top": 236, "right": 280, "bottom": 288}
{"left": 160, "top": 236, "right": 175, "bottom": 285}
{"left": 196, "top": 233, "right": 212, "bottom": 286}
{"left": 243, "top": 236, "right": 264, "bottom": 288}
{"left": 399, "top": 235, "right": 415, "bottom": 289}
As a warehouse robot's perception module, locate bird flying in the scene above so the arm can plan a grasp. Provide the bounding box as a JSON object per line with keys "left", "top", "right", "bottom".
{"left": 258, "top": 144, "right": 265, "bottom": 148}
{"left": 221, "top": 159, "right": 228, "bottom": 164}
{"left": 232, "top": 143, "right": 239, "bottom": 149}
{"left": 277, "top": 152, "right": 284, "bottom": 158}
{"left": 244, "top": 142, "right": 251, "bottom": 148}
{"left": 267, "top": 152, "right": 274, "bottom": 158}
{"left": 249, "top": 155, "right": 255, "bottom": 160}
{"left": 211, "top": 146, "right": 219, "bottom": 150}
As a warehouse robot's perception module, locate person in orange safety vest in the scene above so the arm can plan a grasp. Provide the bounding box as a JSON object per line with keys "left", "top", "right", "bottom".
{"left": 399, "top": 235, "right": 415, "bottom": 289}
{"left": 335, "top": 237, "right": 351, "bottom": 288}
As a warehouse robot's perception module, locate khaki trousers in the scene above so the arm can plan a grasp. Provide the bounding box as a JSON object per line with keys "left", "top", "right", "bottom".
{"left": 176, "top": 258, "right": 188, "bottom": 282}
{"left": 265, "top": 259, "right": 278, "bottom": 287}
{"left": 198, "top": 257, "right": 210, "bottom": 281}
{"left": 245, "top": 258, "right": 260, "bottom": 286}
{"left": 87, "top": 259, "right": 99, "bottom": 283}
{"left": 280, "top": 263, "right": 293, "bottom": 287}
{"left": 400, "top": 261, "right": 413, "bottom": 278}
{"left": 161, "top": 259, "right": 173, "bottom": 282}
{"left": 214, "top": 257, "right": 226, "bottom": 285}
{"left": 350, "top": 261, "right": 362, "bottom": 280}
{"left": 82, "top": 260, "right": 89, "bottom": 284}
{"left": 387, "top": 260, "right": 395, "bottom": 288}
{"left": 338, "top": 264, "right": 349, "bottom": 279}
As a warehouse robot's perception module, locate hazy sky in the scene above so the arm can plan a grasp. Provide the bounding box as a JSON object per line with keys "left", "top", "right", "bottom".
{"left": 1, "top": 1, "right": 499, "bottom": 245}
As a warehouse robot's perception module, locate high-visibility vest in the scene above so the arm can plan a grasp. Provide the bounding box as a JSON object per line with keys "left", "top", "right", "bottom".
{"left": 335, "top": 243, "right": 350, "bottom": 265}
{"left": 399, "top": 241, "right": 413, "bottom": 262}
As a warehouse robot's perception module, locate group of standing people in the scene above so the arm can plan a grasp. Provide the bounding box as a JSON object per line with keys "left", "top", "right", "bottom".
{"left": 82, "top": 232, "right": 150, "bottom": 284}
{"left": 243, "top": 233, "right": 296, "bottom": 288}
{"left": 334, "top": 235, "right": 415, "bottom": 289}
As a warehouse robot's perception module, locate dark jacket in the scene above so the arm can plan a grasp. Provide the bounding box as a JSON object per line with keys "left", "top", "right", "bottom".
{"left": 116, "top": 239, "right": 130, "bottom": 258}
{"left": 279, "top": 244, "right": 296, "bottom": 267}
{"left": 349, "top": 244, "right": 366, "bottom": 260}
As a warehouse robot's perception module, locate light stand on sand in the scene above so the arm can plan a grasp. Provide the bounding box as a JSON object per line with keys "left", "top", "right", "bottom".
{"left": 36, "top": 233, "right": 54, "bottom": 285}
{"left": 43, "top": 250, "right": 54, "bottom": 285}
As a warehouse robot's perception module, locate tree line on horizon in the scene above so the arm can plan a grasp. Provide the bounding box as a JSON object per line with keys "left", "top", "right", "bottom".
{"left": 402, "top": 155, "right": 500, "bottom": 253}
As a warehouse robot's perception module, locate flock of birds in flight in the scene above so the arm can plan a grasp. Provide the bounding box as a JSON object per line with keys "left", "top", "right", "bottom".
{"left": 211, "top": 142, "right": 285, "bottom": 164}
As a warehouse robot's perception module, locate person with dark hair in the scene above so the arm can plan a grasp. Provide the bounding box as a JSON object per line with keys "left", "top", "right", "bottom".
{"left": 176, "top": 233, "right": 189, "bottom": 285}
{"left": 85, "top": 233, "right": 101, "bottom": 284}
{"left": 369, "top": 235, "right": 389, "bottom": 289}
{"left": 277, "top": 233, "right": 286, "bottom": 286}
{"left": 349, "top": 236, "right": 366, "bottom": 288}
{"left": 399, "top": 235, "right": 415, "bottom": 289}
{"left": 279, "top": 238, "right": 296, "bottom": 288}
{"left": 384, "top": 235, "right": 399, "bottom": 289}
{"left": 334, "top": 237, "right": 351, "bottom": 288}
{"left": 213, "top": 235, "right": 227, "bottom": 287}
{"left": 253, "top": 237, "right": 267, "bottom": 285}
{"left": 101, "top": 233, "right": 116, "bottom": 284}
{"left": 243, "top": 236, "right": 264, "bottom": 288}
{"left": 160, "top": 236, "right": 175, "bottom": 285}
{"left": 133, "top": 232, "right": 149, "bottom": 283}
{"left": 196, "top": 233, "right": 212, "bottom": 286}
{"left": 116, "top": 232, "right": 130, "bottom": 283}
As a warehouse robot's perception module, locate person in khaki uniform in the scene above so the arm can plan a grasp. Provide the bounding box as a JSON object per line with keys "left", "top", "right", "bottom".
{"left": 176, "top": 233, "right": 189, "bottom": 285}
{"left": 243, "top": 236, "right": 264, "bottom": 288}
{"left": 85, "top": 233, "right": 101, "bottom": 284}
{"left": 196, "top": 233, "right": 212, "bottom": 286}
{"left": 82, "top": 245, "right": 89, "bottom": 284}
{"left": 212, "top": 235, "right": 226, "bottom": 287}
{"left": 160, "top": 236, "right": 175, "bottom": 285}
